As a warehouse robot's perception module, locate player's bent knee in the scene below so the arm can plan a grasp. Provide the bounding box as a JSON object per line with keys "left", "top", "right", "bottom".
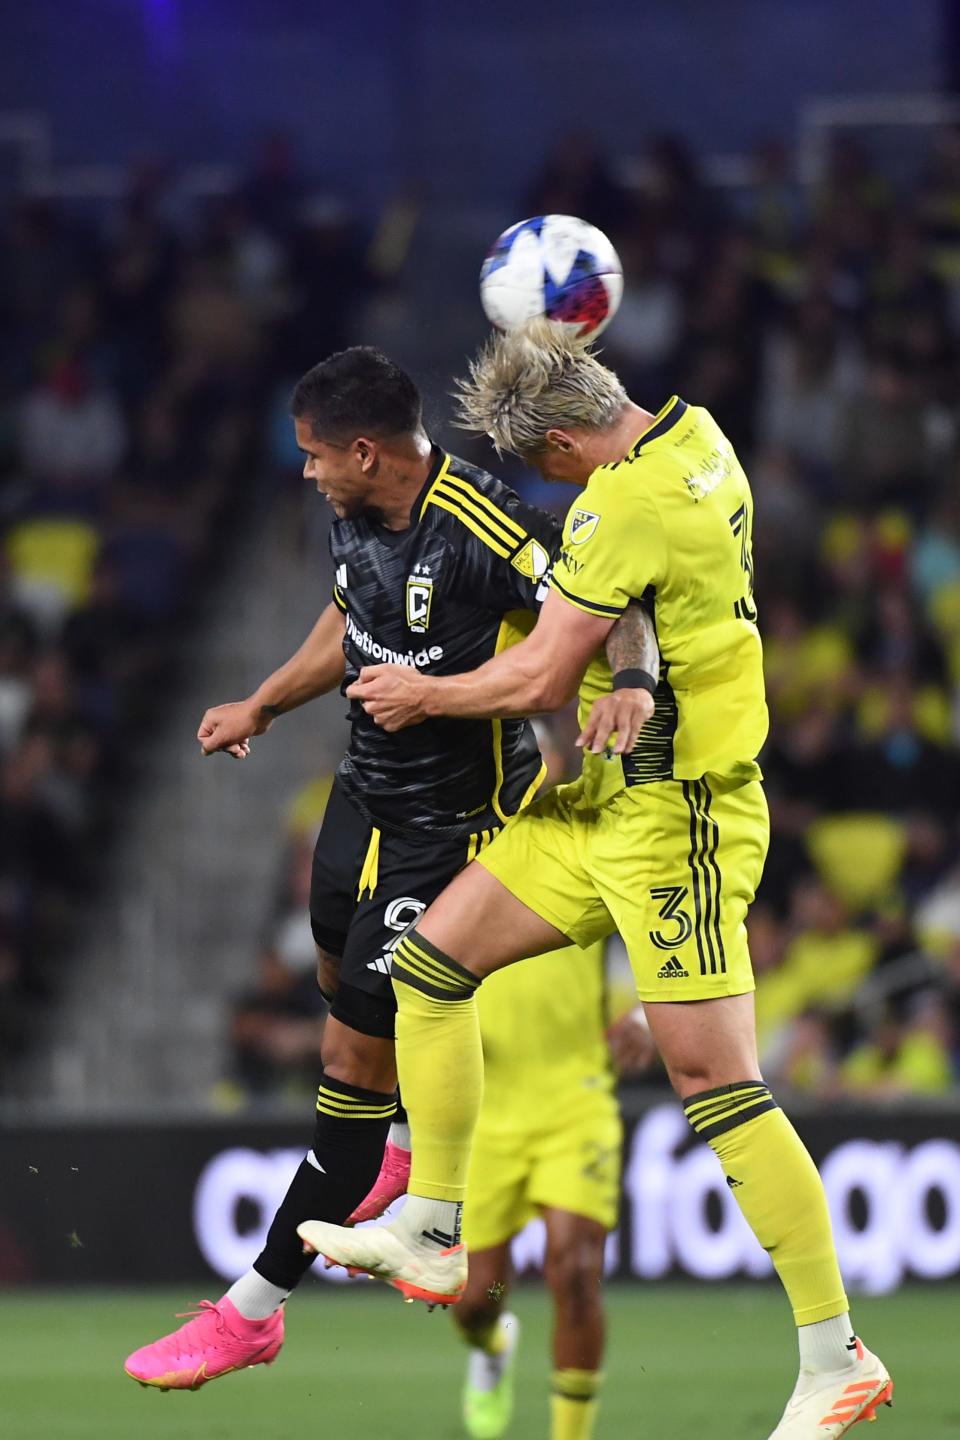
{"left": 321, "top": 1002, "right": 397, "bottom": 1092}
{"left": 646, "top": 994, "right": 762, "bottom": 1099}
{"left": 328, "top": 981, "right": 397, "bottom": 1042}
{"left": 544, "top": 1238, "right": 604, "bottom": 1310}
{"left": 391, "top": 927, "right": 481, "bottom": 1002}
{"left": 664, "top": 1056, "right": 763, "bottom": 1099}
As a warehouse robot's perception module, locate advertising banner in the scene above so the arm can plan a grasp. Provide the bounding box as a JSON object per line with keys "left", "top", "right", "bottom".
{"left": 1, "top": 1103, "right": 958, "bottom": 1291}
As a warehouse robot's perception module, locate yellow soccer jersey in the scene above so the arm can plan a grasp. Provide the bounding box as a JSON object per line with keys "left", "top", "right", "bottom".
{"left": 551, "top": 397, "right": 768, "bottom": 803}
{"left": 476, "top": 940, "right": 612, "bottom": 1129}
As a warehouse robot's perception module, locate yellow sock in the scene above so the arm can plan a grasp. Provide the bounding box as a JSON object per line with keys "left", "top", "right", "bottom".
{"left": 684, "top": 1082, "right": 848, "bottom": 1325}
{"left": 392, "top": 930, "right": 483, "bottom": 1203}
{"left": 551, "top": 1370, "right": 602, "bottom": 1440}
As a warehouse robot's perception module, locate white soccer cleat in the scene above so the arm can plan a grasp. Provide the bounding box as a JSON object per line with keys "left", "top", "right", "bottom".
{"left": 297, "top": 1218, "right": 467, "bottom": 1307}
{"left": 767, "top": 1339, "right": 893, "bottom": 1438}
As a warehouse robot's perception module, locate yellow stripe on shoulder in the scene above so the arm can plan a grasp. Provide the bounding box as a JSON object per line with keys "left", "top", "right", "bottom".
{"left": 422, "top": 459, "right": 530, "bottom": 557}
{"left": 426, "top": 490, "right": 512, "bottom": 557}
{"left": 434, "top": 482, "right": 523, "bottom": 551}
{"left": 435, "top": 474, "right": 527, "bottom": 543}
{"left": 419, "top": 454, "right": 454, "bottom": 519}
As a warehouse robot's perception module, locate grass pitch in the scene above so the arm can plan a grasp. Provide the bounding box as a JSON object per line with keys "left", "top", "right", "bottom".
{"left": 0, "top": 1283, "right": 953, "bottom": 1438}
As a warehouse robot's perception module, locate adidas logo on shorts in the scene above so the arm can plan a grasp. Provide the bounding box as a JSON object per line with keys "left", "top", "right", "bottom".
{"left": 367, "top": 956, "right": 392, "bottom": 975}
{"left": 657, "top": 955, "right": 688, "bottom": 979}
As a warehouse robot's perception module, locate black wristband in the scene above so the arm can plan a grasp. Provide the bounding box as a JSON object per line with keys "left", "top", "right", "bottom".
{"left": 612, "top": 669, "right": 657, "bottom": 694}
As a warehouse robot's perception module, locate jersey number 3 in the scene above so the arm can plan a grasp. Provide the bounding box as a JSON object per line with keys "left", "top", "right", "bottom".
{"left": 649, "top": 885, "right": 693, "bottom": 951}
{"left": 729, "top": 502, "right": 757, "bottom": 623}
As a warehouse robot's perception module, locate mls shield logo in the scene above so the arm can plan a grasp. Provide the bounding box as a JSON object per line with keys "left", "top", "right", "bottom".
{"left": 406, "top": 567, "right": 434, "bottom": 633}
{"left": 569, "top": 509, "right": 601, "bottom": 545}
{"left": 511, "top": 538, "right": 551, "bottom": 580}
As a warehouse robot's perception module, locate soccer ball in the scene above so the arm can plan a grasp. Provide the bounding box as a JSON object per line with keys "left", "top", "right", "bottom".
{"left": 479, "top": 214, "right": 623, "bottom": 342}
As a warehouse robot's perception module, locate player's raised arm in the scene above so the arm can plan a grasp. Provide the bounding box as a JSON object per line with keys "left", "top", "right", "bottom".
{"left": 197, "top": 601, "right": 346, "bottom": 758}
{"left": 349, "top": 587, "right": 604, "bottom": 727}
{"left": 347, "top": 590, "right": 656, "bottom": 748}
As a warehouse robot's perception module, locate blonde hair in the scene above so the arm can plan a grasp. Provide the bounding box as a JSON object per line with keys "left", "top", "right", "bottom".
{"left": 454, "top": 318, "right": 628, "bottom": 457}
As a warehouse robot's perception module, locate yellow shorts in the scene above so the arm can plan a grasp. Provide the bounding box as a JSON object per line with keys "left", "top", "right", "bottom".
{"left": 462, "top": 1088, "right": 622, "bottom": 1251}
{"left": 478, "top": 773, "right": 769, "bottom": 1003}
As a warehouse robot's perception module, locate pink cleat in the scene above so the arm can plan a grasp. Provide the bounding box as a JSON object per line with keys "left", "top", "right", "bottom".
{"left": 124, "top": 1296, "right": 284, "bottom": 1391}
{"left": 346, "top": 1140, "right": 411, "bottom": 1225}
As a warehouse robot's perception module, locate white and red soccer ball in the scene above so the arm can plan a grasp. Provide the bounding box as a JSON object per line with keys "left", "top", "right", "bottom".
{"left": 480, "top": 214, "right": 623, "bottom": 342}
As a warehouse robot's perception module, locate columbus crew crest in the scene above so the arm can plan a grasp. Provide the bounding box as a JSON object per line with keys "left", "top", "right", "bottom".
{"left": 406, "top": 563, "right": 434, "bottom": 633}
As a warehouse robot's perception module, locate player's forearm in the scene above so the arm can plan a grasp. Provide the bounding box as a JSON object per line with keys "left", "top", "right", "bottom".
{"left": 425, "top": 603, "right": 660, "bottom": 721}
{"left": 604, "top": 601, "right": 660, "bottom": 686}
{"left": 421, "top": 642, "right": 576, "bottom": 720}
{"left": 250, "top": 605, "right": 347, "bottom": 719}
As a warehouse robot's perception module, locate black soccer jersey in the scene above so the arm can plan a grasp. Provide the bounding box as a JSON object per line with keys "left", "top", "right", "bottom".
{"left": 330, "top": 446, "right": 561, "bottom": 841}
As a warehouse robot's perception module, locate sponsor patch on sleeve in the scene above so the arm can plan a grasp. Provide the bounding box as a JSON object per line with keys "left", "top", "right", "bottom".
{"left": 568, "top": 509, "right": 601, "bottom": 545}
{"left": 510, "top": 538, "right": 551, "bottom": 579}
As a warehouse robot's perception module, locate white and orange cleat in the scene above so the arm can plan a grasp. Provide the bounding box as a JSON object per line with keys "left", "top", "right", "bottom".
{"left": 298, "top": 1217, "right": 467, "bottom": 1307}
{"left": 124, "top": 1297, "right": 284, "bottom": 1391}
{"left": 767, "top": 1339, "right": 893, "bottom": 1438}
{"left": 346, "top": 1140, "right": 411, "bottom": 1225}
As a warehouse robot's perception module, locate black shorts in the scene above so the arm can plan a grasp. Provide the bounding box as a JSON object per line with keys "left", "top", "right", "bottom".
{"left": 310, "top": 780, "right": 482, "bottom": 1035}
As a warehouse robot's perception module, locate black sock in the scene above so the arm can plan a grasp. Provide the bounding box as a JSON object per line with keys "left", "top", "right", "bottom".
{"left": 254, "top": 1072, "right": 396, "bottom": 1290}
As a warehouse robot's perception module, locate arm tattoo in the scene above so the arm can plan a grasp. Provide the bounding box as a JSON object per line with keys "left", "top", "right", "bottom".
{"left": 258, "top": 703, "right": 285, "bottom": 720}
{"left": 605, "top": 602, "right": 660, "bottom": 684}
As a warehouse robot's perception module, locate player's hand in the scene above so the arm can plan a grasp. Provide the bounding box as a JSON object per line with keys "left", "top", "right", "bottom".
{"left": 606, "top": 1007, "right": 657, "bottom": 1077}
{"left": 197, "top": 700, "right": 269, "bottom": 758}
{"left": 346, "top": 665, "right": 431, "bottom": 731}
{"left": 575, "top": 689, "right": 655, "bottom": 756}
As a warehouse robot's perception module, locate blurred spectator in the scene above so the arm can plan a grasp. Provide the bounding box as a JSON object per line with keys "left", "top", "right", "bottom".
{"left": 839, "top": 348, "right": 930, "bottom": 512}
{"left": 641, "top": 133, "right": 717, "bottom": 279}
{"left": 0, "top": 201, "right": 84, "bottom": 355}
{"left": 19, "top": 360, "right": 126, "bottom": 486}
{"left": 280, "top": 196, "right": 378, "bottom": 374}
{"left": 814, "top": 134, "right": 891, "bottom": 228}
{"left": 840, "top": 996, "right": 954, "bottom": 1099}
{"left": 242, "top": 132, "right": 304, "bottom": 240}
{"left": 226, "top": 819, "right": 328, "bottom": 1104}
{"left": 525, "top": 131, "right": 632, "bottom": 237}
{"left": 759, "top": 300, "right": 862, "bottom": 484}
{"left": 603, "top": 226, "right": 682, "bottom": 400}
{"left": 742, "top": 140, "right": 802, "bottom": 273}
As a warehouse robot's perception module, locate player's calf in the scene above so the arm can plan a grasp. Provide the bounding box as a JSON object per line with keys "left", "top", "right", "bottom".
{"left": 542, "top": 1219, "right": 606, "bottom": 1365}
{"left": 542, "top": 1214, "right": 607, "bottom": 1440}
{"left": 254, "top": 1067, "right": 397, "bottom": 1291}
{"left": 455, "top": 1292, "right": 505, "bottom": 1345}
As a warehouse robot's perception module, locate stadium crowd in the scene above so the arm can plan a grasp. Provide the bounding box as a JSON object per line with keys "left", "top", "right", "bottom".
{"left": 232, "top": 128, "right": 960, "bottom": 1106}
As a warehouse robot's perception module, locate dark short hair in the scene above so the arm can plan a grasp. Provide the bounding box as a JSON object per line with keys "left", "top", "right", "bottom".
{"left": 291, "top": 347, "right": 422, "bottom": 442}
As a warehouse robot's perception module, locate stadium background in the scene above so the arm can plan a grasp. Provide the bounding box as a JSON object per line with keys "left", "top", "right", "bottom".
{"left": 0, "top": 1, "right": 958, "bottom": 1435}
